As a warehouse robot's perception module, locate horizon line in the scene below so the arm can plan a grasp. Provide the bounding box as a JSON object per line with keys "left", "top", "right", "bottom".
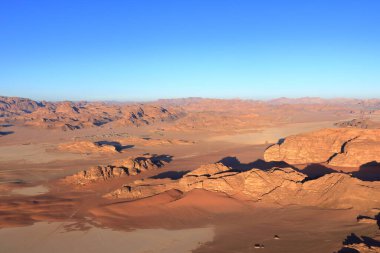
{"left": 1, "top": 94, "right": 379, "bottom": 103}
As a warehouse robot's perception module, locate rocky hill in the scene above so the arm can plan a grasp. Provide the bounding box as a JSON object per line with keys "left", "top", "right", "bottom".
{"left": 0, "top": 96, "right": 181, "bottom": 130}
{"left": 3, "top": 95, "right": 380, "bottom": 132}
{"left": 264, "top": 128, "right": 380, "bottom": 167}
{"left": 0, "top": 96, "right": 44, "bottom": 117}
{"left": 335, "top": 118, "right": 380, "bottom": 129}
{"left": 63, "top": 155, "right": 169, "bottom": 185}
{"left": 105, "top": 163, "right": 380, "bottom": 210}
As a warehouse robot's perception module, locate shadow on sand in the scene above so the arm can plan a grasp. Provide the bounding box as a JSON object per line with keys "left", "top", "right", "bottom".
{"left": 352, "top": 161, "right": 380, "bottom": 181}
{"left": 95, "top": 141, "right": 134, "bottom": 152}
{"left": 336, "top": 232, "right": 380, "bottom": 253}
{"left": 299, "top": 163, "right": 337, "bottom": 180}
{"left": 218, "top": 157, "right": 338, "bottom": 181}
{"left": 217, "top": 156, "right": 295, "bottom": 172}
{"left": 149, "top": 154, "right": 173, "bottom": 164}
{"left": 0, "top": 131, "right": 14, "bottom": 136}
{"left": 0, "top": 124, "right": 13, "bottom": 127}
{"left": 151, "top": 170, "right": 191, "bottom": 180}
{"left": 217, "top": 157, "right": 380, "bottom": 182}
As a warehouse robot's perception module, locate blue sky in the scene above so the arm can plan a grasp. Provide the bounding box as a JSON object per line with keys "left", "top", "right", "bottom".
{"left": 0, "top": 0, "right": 379, "bottom": 101}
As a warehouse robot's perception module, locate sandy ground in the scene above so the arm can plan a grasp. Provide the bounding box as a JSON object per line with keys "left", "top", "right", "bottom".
{"left": 208, "top": 120, "right": 337, "bottom": 144}
{"left": 0, "top": 118, "right": 378, "bottom": 253}
{"left": 0, "top": 222, "right": 214, "bottom": 253}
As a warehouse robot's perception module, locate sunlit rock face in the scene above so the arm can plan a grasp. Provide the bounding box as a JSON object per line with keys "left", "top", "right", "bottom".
{"left": 63, "top": 155, "right": 167, "bottom": 185}
{"left": 105, "top": 163, "right": 380, "bottom": 210}
{"left": 264, "top": 128, "right": 380, "bottom": 167}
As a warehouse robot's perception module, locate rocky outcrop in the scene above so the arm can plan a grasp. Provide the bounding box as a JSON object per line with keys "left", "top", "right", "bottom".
{"left": 57, "top": 141, "right": 119, "bottom": 154}
{"left": 329, "top": 137, "right": 380, "bottom": 167}
{"left": 337, "top": 218, "right": 380, "bottom": 253}
{"left": 340, "top": 243, "right": 380, "bottom": 253}
{"left": 105, "top": 163, "right": 380, "bottom": 210}
{"left": 63, "top": 155, "right": 167, "bottom": 185}
{"left": 264, "top": 128, "right": 380, "bottom": 167}
{"left": 335, "top": 118, "right": 380, "bottom": 129}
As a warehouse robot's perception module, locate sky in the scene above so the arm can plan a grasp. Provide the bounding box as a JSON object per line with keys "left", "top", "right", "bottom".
{"left": 0, "top": 0, "right": 379, "bottom": 101}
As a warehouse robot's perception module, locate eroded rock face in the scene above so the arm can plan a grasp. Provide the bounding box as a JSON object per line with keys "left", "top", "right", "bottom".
{"left": 105, "top": 163, "right": 380, "bottom": 210}
{"left": 329, "top": 137, "right": 380, "bottom": 167}
{"left": 63, "top": 155, "right": 166, "bottom": 185}
{"left": 264, "top": 128, "right": 380, "bottom": 167}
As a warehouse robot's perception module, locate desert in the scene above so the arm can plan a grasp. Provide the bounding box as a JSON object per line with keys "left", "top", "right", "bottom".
{"left": 1, "top": 96, "right": 380, "bottom": 253}
{"left": 1, "top": 1, "right": 380, "bottom": 252}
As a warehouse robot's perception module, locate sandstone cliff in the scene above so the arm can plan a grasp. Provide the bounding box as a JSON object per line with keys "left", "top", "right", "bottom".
{"left": 264, "top": 128, "right": 380, "bottom": 167}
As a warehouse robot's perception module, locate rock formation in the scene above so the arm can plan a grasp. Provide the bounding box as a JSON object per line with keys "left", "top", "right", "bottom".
{"left": 0, "top": 96, "right": 181, "bottom": 130}
{"left": 63, "top": 155, "right": 167, "bottom": 185}
{"left": 4, "top": 95, "right": 380, "bottom": 133}
{"left": 0, "top": 96, "right": 44, "bottom": 117}
{"left": 105, "top": 163, "right": 380, "bottom": 210}
{"left": 340, "top": 243, "right": 380, "bottom": 253}
{"left": 264, "top": 128, "right": 380, "bottom": 167}
{"left": 335, "top": 118, "right": 380, "bottom": 129}
{"left": 337, "top": 214, "right": 380, "bottom": 253}
{"left": 57, "top": 141, "right": 119, "bottom": 154}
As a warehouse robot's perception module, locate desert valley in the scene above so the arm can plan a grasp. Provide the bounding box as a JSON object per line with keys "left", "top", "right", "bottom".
{"left": 2, "top": 1, "right": 380, "bottom": 252}
{"left": 1, "top": 95, "right": 380, "bottom": 253}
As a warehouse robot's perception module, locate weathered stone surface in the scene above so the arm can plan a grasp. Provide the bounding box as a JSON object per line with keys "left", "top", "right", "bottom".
{"left": 64, "top": 155, "right": 165, "bottom": 185}
{"left": 106, "top": 163, "right": 380, "bottom": 210}
{"left": 329, "top": 137, "right": 380, "bottom": 167}
{"left": 264, "top": 128, "right": 380, "bottom": 167}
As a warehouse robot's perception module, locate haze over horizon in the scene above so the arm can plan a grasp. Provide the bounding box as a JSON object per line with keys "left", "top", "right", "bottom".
{"left": 1, "top": 0, "right": 379, "bottom": 100}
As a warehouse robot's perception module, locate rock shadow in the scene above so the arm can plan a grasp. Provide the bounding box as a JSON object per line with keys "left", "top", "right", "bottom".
{"left": 299, "top": 163, "right": 337, "bottom": 180}
{"left": 0, "top": 124, "right": 13, "bottom": 127}
{"left": 376, "top": 212, "right": 380, "bottom": 229}
{"left": 0, "top": 131, "right": 14, "bottom": 136}
{"left": 150, "top": 154, "right": 173, "bottom": 164}
{"left": 336, "top": 233, "right": 380, "bottom": 252}
{"left": 151, "top": 170, "right": 191, "bottom": 180}
{"left": 217, "top": 156, "right": 295, "bottom": 172}
{"left": 336, "top": 247, "right": 360, "bottom": 253}
{"left": 95, "top": 141, "right": 134, "bottom": 152}
{"left": 352, "top": 161, "right": 380, "bottom": 181}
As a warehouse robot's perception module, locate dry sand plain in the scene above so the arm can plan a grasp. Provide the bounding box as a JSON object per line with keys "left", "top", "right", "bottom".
{"left": 1, "top": 98, "right": 380, "bottom": 253}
